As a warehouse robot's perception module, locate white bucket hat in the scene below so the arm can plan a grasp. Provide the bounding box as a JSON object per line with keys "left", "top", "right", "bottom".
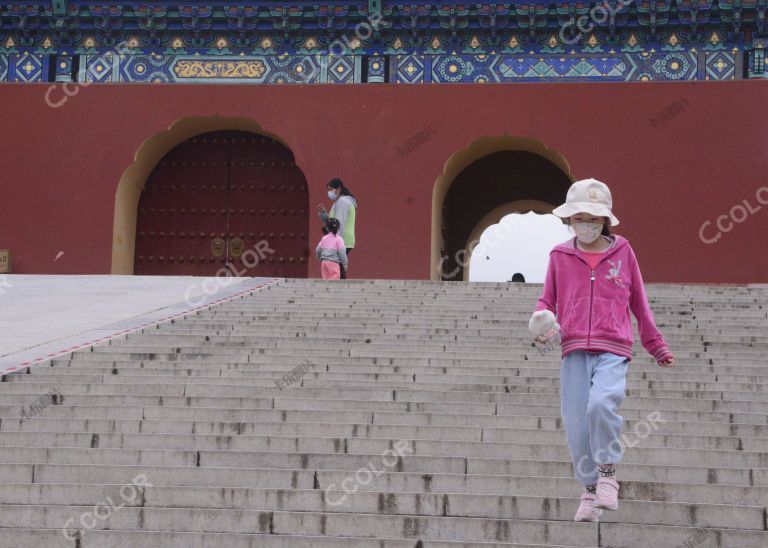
{"left": 552, "top": 178, "right": 620, "bottom": 227}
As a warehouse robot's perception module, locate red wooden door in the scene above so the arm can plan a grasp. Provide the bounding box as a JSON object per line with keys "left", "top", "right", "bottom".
{"left": 134, "top": 131, "right": 309, "bottom": 277}
{"left": 134, "top": 134, "right": 229, "bottom": 276}
{"left": 227, "top": 134, "right": 309, "bottom": 278}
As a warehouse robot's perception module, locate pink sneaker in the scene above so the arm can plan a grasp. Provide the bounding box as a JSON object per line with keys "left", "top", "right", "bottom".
{"left": 594, "top": 477, "right": 620, "bottom": 510}
{"left": 574, "top": 493, "right": 602, "bottom": 522}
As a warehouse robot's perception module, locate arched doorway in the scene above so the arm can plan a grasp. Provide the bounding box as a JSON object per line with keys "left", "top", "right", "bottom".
{"left": 133, "top": 130, "right": 309, "bottom": 277}
{"left": 432, "top": 136, "right": 573, "bottom": 281}
{"left": 467, "top": 210, "right": 573, "bottom": 282}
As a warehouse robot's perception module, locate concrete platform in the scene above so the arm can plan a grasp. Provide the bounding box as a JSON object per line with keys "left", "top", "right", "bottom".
{"left": 0, "top": 275, "right": 277, "bottom": 375}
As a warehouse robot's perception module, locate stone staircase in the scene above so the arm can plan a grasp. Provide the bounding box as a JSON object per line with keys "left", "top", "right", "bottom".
{"left": 1, "top": 279, "right": 767, "bottom": 547}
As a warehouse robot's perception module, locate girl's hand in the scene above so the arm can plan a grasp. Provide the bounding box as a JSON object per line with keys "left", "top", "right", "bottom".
{"left": 658, "top": 356, "right": 676, "bottom": 368}
{"left": 317, "top": 204, "right": 327, "bottom": 214}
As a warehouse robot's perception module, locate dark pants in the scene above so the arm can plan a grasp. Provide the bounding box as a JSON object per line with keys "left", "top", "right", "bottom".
{"left": 340, "top": 248, "right": 353, "bottom": 279}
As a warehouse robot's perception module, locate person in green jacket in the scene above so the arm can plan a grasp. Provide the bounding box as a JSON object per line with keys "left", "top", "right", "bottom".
{"left": 317, "top": 178, "right": 357, "bottom": 279}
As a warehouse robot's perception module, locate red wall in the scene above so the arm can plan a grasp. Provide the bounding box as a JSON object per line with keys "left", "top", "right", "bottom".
{"left": 0, "top": 80, "right": 766, "bottom": 282}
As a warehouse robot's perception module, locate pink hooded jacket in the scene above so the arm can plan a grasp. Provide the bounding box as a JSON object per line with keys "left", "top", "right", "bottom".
{"left": 536, "top": 235, "right": 672, "bottom": 363}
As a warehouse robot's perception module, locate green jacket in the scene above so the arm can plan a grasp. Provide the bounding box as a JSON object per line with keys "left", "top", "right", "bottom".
{"left": 328, "top": 195, "right": 357, "bottom": 248}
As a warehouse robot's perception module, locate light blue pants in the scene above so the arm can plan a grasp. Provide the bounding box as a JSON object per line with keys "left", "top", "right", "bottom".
{"left": 560, "top": 350, "right": 629, "bottom": 486}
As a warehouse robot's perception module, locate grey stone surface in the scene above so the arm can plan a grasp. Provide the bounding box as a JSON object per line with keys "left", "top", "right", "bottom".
{"left": 0, "top": 279, "right": 766, "bottom": 546}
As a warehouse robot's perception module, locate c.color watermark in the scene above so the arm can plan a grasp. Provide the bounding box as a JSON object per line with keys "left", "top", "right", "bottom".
{"left": 327, "top": 12, "right": 387, "bottom": 56}
{"left": 698, "top": 186, "right": 768, "bottom": 245}
{"left": 275, "top": 360, "right": 316, "bottom": 390}
{"left": 323, "top": 440, "right": 414, "bottom": 506}
{"left": 61, "top": 474, "right": 152, "bottom": 539}
{"left": 559, "top": 1, "right": 634, "bottom": 45}
{"left": 574, "top": 410, "right": 663, "bottom": 478}
{"left": 650, "top": 97, "right": 690, "bottom": 129}
{"left": 290, "top": 12, "right": 388, "bottom": 79}
{"left": 437, "top": 215, "right": 528, "bottom": 279}
{"left": 0, "top": 388, "right": 62, "bottom": 419}
{"left": 398, "top": 124, "right": 438, "bottom": 158}
{"left": 45, "top": 40, "right": 134, "bottom": 109}
{"left": 675, "top": 487, "right": 751, "bottom": 548}
{"left": 22, "top": 388, "right": 62, "bottom": 418}
{"left": 183, "top": 240, "right": 275, "bottom": 306}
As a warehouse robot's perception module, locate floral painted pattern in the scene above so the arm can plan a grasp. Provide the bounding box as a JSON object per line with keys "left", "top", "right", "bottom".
{"left": 605, "top": 259, "right": 625, "bottom": 287}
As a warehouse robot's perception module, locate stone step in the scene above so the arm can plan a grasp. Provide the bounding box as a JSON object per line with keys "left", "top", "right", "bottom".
{"left": 1, "top": 445, "right": 766, "bottom": 485}
{"left": 62, "top": 353, "right": 768, "bottom": 368}
{"left": 118, "top": 335, "right": 768, "bottom": 351}
{"left": 21, "top": 463, "right": 316, "bottom": 489}
{"left": 3, "top": 426, "right": 767, "bottom": 453}
{"left": 20, "top": 369, "right": 768, "bottom": 395}
{"left": 3, "top": 398, "right": 766, "bottom": 428}
{"left": 339, "top": 297, "right": 764, "bottom": 311}
{"left": 58, "top": 351, "right": 768, "bottom": 365}
{"left": 191, "top": 312, "right": 766, "bottom": 324}
{"left": 150, "top": 325, "right": 767, "bottom": 340}
{"left": 78, "top": 530, "right": 583, "bottom": 548}
{"left": 5, "top": 415, "right": 768, "bottom": 439}
{"left": 17, "top": 381, "right": 768, "bottom": 409}
{"left": 53, "top": 358, "right": 768, "bottom": 375}
{"left": 197, "top": 439, "right": 768, "bottom": 469}
{"left": 9, "top": 373, "right": 768, "bottom": 402}
{"left": 4, "top": 462, "right": 765, "bottom": 504}
{"left": 0, "top": 505, "right": 597, "bottom": 546}
{"left": 205, "top": 298, "right": 762, "bottom": 305}
{"left": 0, "top": 505, "right": 591, "bottom": 545}
{"left": 6, "top": 422, "right": 768, "bottom": 453}
{"left": 133, "top": 323, "right": 768, "bottom": 335}
{"left": 200, "top": 293, "right": 762, "bottom": 301}
{"left": 0, "top": 484, "right": 762, "bottom": 530}
{"left": 3, "top": 392, "right": 768, "bottom": 426}
{"left": 0, "top": 529, "right": 424, "bottom": 548}
{"left": 5, "top": 504, "right": 767, "bottom": 546}
{"left": 96, "top": 342, "right": 768, "bottom": 358}
{"left": 198, "top": 295, "right": 762, "bottom": 304}
{"left": 0, "top": 528, "right": 75, "bottom": 548}
{"left": 41, "top": 361, "right": 768, "bottom": 385}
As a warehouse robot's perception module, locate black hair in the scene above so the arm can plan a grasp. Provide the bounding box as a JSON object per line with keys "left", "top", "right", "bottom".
{"left": 510, "top": 273, "right": 526, "bottom": 283}
{"left": 326, "top": 218, "right": 340, "bottom": 235}
{"left": 327, "top": 178, "right": 356, "bottom": 200}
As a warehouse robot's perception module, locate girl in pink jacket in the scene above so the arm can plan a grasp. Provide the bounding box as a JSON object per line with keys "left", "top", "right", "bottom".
{"left": 530, "top": 178, "right": 676, "bottom": 522}
{"left": 316, "top": 218, "right": 348, "bottom": 280}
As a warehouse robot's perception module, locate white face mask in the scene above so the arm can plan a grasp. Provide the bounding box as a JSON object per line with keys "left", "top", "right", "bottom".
{"left": 572, "top": 222, "right": 603, "bottom": 244}
{"left": 327, "top": 190, "right": 338, "bottom": 201}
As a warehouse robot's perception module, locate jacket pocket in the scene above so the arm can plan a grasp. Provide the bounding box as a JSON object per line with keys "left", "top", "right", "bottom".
{"left": 559, "top": 296, "right": 590, "bottom": 337}
{"left": 591, "top": 297, "right": 626, "bottom": 339}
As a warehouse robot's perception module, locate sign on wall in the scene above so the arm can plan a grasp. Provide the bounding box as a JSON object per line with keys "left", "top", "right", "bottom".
{"left": 0, "top": 250, "right": 10, "bottom": 273}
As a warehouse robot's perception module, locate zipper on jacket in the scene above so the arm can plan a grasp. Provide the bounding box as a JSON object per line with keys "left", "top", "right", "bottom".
{"left": 572, "top": 238, "right": 613, "bottom": 349}
{"left": 567, "top": 237, "right": 618, "bottom": 350}
{"left": 587, "top": 269, "right": 595, "bottom": 347}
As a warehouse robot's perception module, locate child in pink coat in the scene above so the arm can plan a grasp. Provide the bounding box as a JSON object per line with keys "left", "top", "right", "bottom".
{"left": 530, "top": 178, "right": 676, "bottom": 522}
{"left": 315, "top": 218, "right": 348, "bottom": 280}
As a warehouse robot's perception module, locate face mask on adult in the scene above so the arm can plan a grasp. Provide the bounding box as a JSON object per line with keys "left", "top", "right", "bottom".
{"left": 572, "top": 222, "right": 603, "bottom": 244}
{"left": 328, "top": 190, "right": 339, "bottom": 201}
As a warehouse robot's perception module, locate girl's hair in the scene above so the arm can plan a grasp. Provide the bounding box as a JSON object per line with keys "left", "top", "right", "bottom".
{"left": 328, "top": 178, "right": 356, "bottom": 200}
{"left": 326, "top": 218, "right": 340, "bottom": 235}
